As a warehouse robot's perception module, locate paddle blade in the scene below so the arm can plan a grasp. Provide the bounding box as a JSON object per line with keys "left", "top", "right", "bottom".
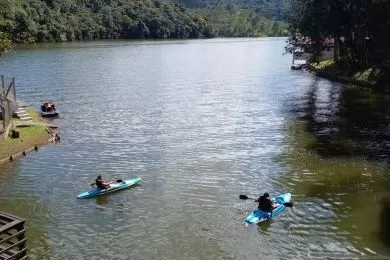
{"left": 116, "top": 179, "right": 124, "bottom": 183}
{"left": 283, "top": 202, "right": 293, "bottom": 207}
{"left": 239, "top": 195, "right": 250, "bottom": 200}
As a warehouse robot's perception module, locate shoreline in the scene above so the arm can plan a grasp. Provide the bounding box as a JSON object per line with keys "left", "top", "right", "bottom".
{"left": 0, "top": 127, "right": 57, "bottom": 165}
{"left": 11, "top": 36, "right": 288, "bottom": 49}
{"left": 307, "top": 60, "right": 389, "bottom": 92}
{"left": 308, "top": 64, "right": 375, "bottom": 88}
{"left": 0, "top": 144, "right": 40, "bottom": 165}
{"left": 0, "top": 108, "right": 59, "bottom": 165}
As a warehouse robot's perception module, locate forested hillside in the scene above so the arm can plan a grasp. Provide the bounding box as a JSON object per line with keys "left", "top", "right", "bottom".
{"left": 193, "top": 5, "right": 287, "bottom": 37}
{"left": 0, "top": 0, "right": 288, "bottom": 49}
{"left": 0, "top": 0, "right": 213, "bottom": 45}
{"left": 175, "top": 0, "right": 287, "bottom": 20}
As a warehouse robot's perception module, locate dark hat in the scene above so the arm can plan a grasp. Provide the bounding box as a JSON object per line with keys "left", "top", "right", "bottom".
{"left": 97, "top": 175, "right": 102, "bottom": 179}
{"left": 263, "top": 192, "right": 270, "bottom": 198}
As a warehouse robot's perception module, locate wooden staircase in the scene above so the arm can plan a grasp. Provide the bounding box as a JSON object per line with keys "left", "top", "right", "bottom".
{"left": 13, "top": 107, "right": 32, "bottom": 121}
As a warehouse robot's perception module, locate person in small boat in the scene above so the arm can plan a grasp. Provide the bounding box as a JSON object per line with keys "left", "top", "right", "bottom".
{"left": 96, "top": 175, "right": 111, "bottom": 189}
{"left": 255, "top": 192, "right": 274, "bottom": 213}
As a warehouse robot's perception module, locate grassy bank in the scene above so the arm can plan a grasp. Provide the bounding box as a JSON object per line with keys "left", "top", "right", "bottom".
{"left": 25, "top": 107, "right": 43, "bottom": 122}
{"left": 0, "top": 108, "right": 53, "bottom": 163}
{"left": 310, "top": 59, "right": 384, "bottom": 88}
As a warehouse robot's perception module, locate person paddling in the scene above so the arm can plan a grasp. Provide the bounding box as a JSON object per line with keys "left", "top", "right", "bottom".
{"left": 255, "top": 192, "right": 274, "bottom": 214}
{"left": 95, "top": 175, "right": 111, "bottom": 189}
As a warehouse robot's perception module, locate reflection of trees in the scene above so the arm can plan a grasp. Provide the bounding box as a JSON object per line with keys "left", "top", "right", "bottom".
{"left": 290, "top": 79, "right": 390, "bottom": 163}
{"left": 0, "top": 198, "right": 51, "bottom": 258}
{"left": 380, "top": 197, "right": 390, "bottom": 246}
{"left": 285, "top": 79, "right": 390, "bottom": 249}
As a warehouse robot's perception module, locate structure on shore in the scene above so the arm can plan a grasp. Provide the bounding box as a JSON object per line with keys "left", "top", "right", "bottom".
{"left": 291, "top": 47, "right": 309, "bottom": 70}
{"left": 290, "top": 37, "right": 334, "bottom": 70}
{"left": 0, "top": 76, "right": 17, "bottom": 139}
{"left": 0, "top": 76, "right": 33, "bottom": 140}
{"left": 0, "top": 211, "right": 27, "bottom": 259}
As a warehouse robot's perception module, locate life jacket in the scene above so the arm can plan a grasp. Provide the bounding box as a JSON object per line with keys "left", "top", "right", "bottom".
{"left": 96, "top": 178, "right": 106, "bottom": 189}
{"left": 258, "top": 196, "right": 273, "bottom": 212}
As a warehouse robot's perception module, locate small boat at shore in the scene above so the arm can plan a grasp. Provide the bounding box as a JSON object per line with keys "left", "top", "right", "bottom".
{"left": 40, "top": 101, "right": 59, "bottom": 117}
{"left": 291, "top": 47, "right": 307, "bottom": 70}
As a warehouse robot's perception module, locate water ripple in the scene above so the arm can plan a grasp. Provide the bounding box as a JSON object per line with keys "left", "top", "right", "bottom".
{"left": 0, "top": 39, "right": 388, "bottom": 259}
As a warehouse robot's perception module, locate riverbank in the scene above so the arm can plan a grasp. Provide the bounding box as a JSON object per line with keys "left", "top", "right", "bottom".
{"left": 0, "top": 107, "right": 58, "bottom": 164}
{"left": 308, "top": 59, "right": 388, "bottom": 91}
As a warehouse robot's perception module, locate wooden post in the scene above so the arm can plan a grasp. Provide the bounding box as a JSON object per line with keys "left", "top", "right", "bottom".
{"left": 12, "top": 77, "right": 16, "bottom": 102}
{"left": 0, "top": 76, "right": 4, "bottom": 135}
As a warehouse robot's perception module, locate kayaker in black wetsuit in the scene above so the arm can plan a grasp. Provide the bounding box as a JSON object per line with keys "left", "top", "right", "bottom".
{"left": 255, "top": 192, "right": 273, "bottom": 213}
{"left": 96, "top": 175, "right": 111, "bottom": 189}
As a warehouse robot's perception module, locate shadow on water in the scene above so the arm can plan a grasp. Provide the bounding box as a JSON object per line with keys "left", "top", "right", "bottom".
{"left": 289, "top": 78, "right": 390, "bottom": 163}
{"left": 256, "top": 220, "right": 273, "bottom": 235}
{"left": 95, "top": 194, "right": 110, "bottom": 205}
{"left": 94, "top": 183, "right": 141, "bottom": 206}
{"left": 380, "top": 196, "right": 390, "bottom": 246}
{"left": 284, "top": 78, "right": 390, "bottom": 252}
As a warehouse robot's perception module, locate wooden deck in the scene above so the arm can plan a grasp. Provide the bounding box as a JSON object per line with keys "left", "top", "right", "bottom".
{"left": 0, "top": 212, "right": 27, "bottom": 260}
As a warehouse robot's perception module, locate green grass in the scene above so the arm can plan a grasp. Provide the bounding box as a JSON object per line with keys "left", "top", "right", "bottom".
{"left": 312, "top": 59, "right": 342, "bottom": 75}
{"left": 24, "top": 107, "right": 43, "bottom": 122}
{"left": 313, "top": 58, "right": 383, "bottom": 85}
{"left": 0, "top": 125, "right": 50, "bottom": 159}
{"left": 0, "top": 105, "right": 52, "bottom": 162}
{"left": 314, "top": 59, "right": 335, "bottom": 69}
{"left": 353, "top": 67, "right": 383, "bottom": 84}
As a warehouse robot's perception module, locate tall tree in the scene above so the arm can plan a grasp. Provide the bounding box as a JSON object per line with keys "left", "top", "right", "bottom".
{"left": 0, "top": 32, "right": 12, "bottom": 55}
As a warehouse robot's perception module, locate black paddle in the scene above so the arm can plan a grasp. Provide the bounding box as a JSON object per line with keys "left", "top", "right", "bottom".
{"left": 239, "top": 195, "right": 293, "bottom": 207}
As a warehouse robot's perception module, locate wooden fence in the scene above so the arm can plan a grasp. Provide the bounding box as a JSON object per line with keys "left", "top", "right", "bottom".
{"left": 0, "top": 212, "right": 27, "bottom": 260}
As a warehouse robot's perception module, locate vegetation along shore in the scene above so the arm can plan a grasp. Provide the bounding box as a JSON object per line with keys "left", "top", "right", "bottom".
{"left": 0, "top": 0, "right": 288, "bottom": 52}
{"left": 0, "top": 106, "right": 58, "bottom": 164}
{"left": 287, "top": 0, "right": 390, "bottom": 91}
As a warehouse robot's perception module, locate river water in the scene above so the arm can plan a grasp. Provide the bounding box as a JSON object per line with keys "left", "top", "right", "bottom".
{"left": 0, "top": 38, "right": 389, "bottom": 259}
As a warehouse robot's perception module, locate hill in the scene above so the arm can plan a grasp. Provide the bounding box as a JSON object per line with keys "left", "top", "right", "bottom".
{"left": 174, "top": 0, "right": 288, "bottom": 20}
{"left": 0, "top": 0, "right": 288, "bottom": 46}
{"left": 0, "top": 0, "right": 213, "bottom": 44}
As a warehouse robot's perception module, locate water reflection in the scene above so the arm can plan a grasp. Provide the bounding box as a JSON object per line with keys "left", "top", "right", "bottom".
{"left": 257, "top": 220, "right": 273, "bottom": 235}
{"left": 93, "top": 184, "right": 141, "bottom": 206}
{"left": 95, "top": 195, "right": 110, "bottom": 206}
{"left": 0, "top": 183, "right": 51, "bottom": 259}
{"left": 290, "top": 78, "right": 390, "bottom": 162}
{"left": 283, "top": 77, "right": 390, "bottom": 255}
{"left": 380, "top": 196, "right": 390, "bottom": 246}
{"left": 2, "top": 38, "right": 390, "bottom": 259}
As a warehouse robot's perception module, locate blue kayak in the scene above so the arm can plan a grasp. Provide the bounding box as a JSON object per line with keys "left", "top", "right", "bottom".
{"left": 77, "top": 178, "right": 141, "bottom": 199}
{"left": 245, "top": 193, "right": 291, "bottom": 224}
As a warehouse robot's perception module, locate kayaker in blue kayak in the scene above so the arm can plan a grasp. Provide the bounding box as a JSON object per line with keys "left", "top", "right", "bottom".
{"left": 96, "top": 175, "right": 111, "bottom": 189}
{"left": 255, "top": 192, "right": 274, "bottom": 213}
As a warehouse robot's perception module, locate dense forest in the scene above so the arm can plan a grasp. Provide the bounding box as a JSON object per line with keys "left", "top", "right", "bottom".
{"left": 288, "top": 0, "right": 390, "bottom": 87}
{"left": 174, "top": 0, "right": 288, "bottom": 20}
{"left": 193, "top": 5, "right": 287, "bottom": 37}
{"left": 0, "top": 0, "right": 213, "bottom": 43}
{"left": 0, "top": 0, "right": 288, "bottom": 51}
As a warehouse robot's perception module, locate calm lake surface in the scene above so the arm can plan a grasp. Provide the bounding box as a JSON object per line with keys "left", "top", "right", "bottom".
{"left": 0, "top": 38, "right": 390, "bottom": 259}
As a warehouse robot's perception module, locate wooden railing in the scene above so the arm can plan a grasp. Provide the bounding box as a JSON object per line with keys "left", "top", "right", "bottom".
{"left": 0, "top": 212, "right": 27, "bottom": 260}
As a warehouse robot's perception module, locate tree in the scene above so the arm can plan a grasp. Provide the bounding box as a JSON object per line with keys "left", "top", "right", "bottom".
{"left": 0, "top": 32, "right": 13, "bottom": 55}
